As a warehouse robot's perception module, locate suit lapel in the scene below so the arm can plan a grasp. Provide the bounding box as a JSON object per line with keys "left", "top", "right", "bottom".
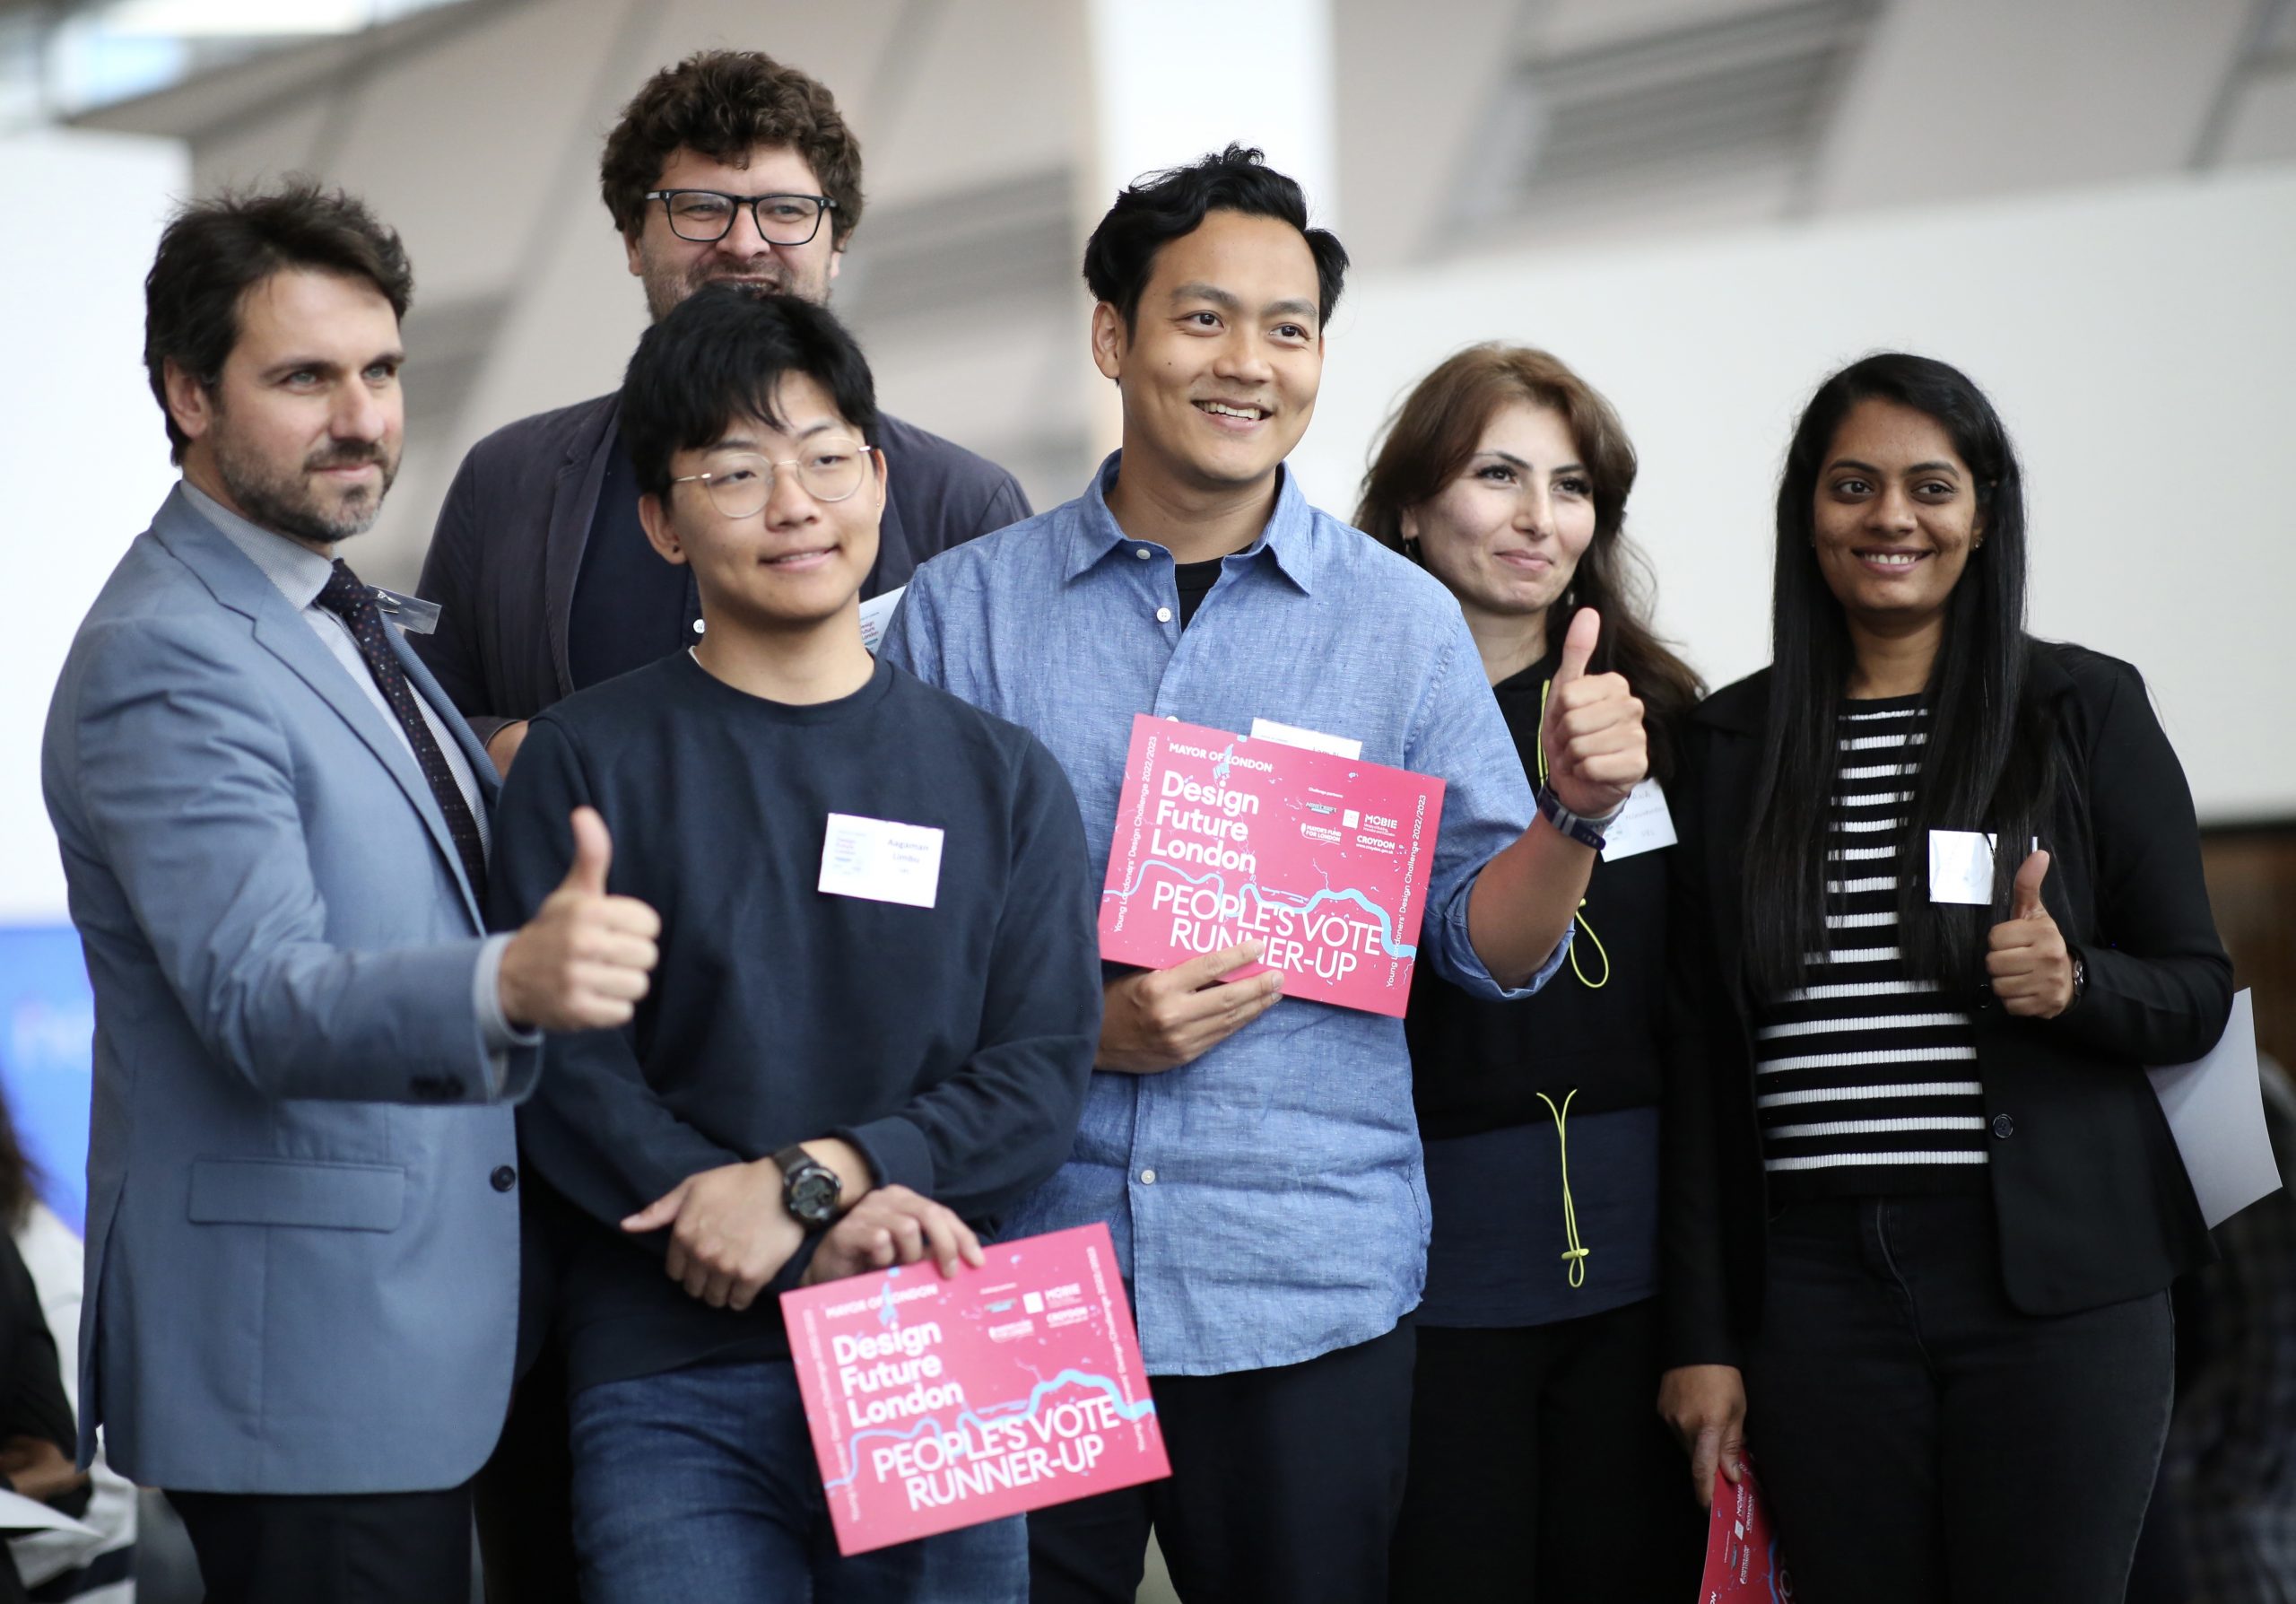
{"left": 155, "top": 494, "right": 484, "bottom": 924}
{"left": 542, "top": 397, "right": 622, "bottom": 699}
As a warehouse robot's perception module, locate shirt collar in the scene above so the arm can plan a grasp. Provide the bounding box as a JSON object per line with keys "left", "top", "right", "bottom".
{"left": 182, "top": 480, "right": 335, "bottom": 612}
{"left": 1065, "top": 450, "right": 1318, "bottom": 595}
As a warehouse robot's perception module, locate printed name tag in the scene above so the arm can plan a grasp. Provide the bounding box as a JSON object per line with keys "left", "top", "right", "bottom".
{"left": 1248, "top": 717, "right": 1363, "bottom": 760}
{"left": 1926, "top": 830, "right": 1998, "bottom": 905}
{"left": 819, "top": 813, "right": 944, "bottom": 909}
{"left": 369, "top": 586, "right": 440, "bottom": 636}
{"left": 1599, "top": 779, "right": 1676, "bottom": 861}
{"left": 857, "top": 585, "right": 905, "bottom": 655}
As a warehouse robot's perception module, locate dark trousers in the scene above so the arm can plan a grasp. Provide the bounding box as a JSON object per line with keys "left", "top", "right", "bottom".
{"left": 1029, "top": 1318, "right": 1416, "bottom": 1604}
{"left": 170, "top": 1485, "right": 472, "bottom": 1604}
{"left": 1745, "top": 1192, "right": 2174, "bottom": 1604}
{"left": 1387, "top": 1299, "right": 1707, "bottom": 1602}
{"left": 472, "top": 1345, "right": 578, "bottom": 1602}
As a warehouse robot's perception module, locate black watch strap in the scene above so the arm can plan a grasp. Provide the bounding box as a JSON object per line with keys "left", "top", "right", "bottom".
{"left": 773, "top": 1144, "right": 842, "bottom": 1229}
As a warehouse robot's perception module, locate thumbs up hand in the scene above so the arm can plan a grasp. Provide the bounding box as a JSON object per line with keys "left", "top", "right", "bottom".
{"left": 499, "top": 806, "right": 663, "bottom": 1032}
{"left": 1985, "top": 849, "right": 2074, "bottom": 1017}
{"left": 1538, "top": 608, "right": 1648, "bottom": 824}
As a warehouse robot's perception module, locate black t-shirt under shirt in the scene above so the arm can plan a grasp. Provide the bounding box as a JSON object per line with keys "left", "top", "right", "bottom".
{"left": 1173, "top": 557, "right": 1223, "bottom": 627}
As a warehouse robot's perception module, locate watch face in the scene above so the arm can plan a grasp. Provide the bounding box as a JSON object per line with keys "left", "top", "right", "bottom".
{"left": 789, "top": 1166, "right": 840, "bottom": 1225}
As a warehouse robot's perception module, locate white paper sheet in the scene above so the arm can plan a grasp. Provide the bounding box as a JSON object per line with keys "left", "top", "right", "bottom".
{"left": 0, "top": 1488, "right": 95, "bottom": 1537}
{"left": 2148, "top": 990, "right": 2282, "bottom": 1228}
{"left": 858, "top": 585, "right": 905, "bottom": 654}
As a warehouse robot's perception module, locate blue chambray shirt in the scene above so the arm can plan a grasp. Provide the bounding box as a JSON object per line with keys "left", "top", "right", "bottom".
{"left": 881, "top": 453, "right": 1563, "bottom": 1375}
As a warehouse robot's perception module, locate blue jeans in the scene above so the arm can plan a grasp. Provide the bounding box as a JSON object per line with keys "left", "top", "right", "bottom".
{"left": 568, "top": 1357, "right": 1028, "bottom": 1603}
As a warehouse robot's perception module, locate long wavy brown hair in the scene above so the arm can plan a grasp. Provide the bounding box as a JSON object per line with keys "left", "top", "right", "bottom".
{"left": 1355, "top": 344, "right": 1703, "bottom": 780}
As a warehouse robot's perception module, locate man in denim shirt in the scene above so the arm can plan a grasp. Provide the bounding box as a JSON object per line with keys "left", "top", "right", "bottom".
{"left": 880, "top": 146, "right": 1648, "bottom": 1603}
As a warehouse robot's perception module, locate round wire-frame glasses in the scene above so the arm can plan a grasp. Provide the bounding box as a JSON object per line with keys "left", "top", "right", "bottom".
{"left": 669, "top": 443, "right": 874, "bottom": 519}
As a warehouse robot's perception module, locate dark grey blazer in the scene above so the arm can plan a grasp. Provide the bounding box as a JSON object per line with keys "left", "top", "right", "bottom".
{"left": 412, "top": 393, "right": 1030, "bottom": 743}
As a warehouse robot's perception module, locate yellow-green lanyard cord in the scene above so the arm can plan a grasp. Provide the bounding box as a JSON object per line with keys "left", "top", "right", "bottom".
{"left": 1535, "top": 679, "right": 1612, "bottom": 989}
{"left": 1535, "top": 1087, "right": 1590, "bottom": 1288}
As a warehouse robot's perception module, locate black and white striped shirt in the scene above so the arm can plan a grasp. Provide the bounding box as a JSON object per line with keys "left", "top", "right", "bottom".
{"left": 1752, "top": 697, "right": 1987, "bottom": 1196}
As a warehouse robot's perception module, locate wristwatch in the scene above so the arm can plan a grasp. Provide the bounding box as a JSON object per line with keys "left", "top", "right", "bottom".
{"left": 1534, "top": 783, "right": 1622, "bottom": 853}
{"left": 772, "top": 1145, "right": 842, "bottom": 1229}
{"left": 2067, "top": 947, "right": 2087, "bottom": 1010}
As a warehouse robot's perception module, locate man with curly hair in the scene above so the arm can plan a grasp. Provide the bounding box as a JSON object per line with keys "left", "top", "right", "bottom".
{"left": 413, "top": 49, "right": 1030, "bottom": 779}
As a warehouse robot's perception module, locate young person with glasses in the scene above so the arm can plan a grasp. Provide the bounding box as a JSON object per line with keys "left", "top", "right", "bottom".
{"left": 485, "top": 284, "right": 1101, "bottom": 1601}
{"left": 1355, "top": 346, "right": 1707, "bottom": 1602}
{"left": 1659, "top": 353, "right": 2232, "bottom": 1601}
{"left": 881, "top": 149, "right": 1648, "bottom": 1604}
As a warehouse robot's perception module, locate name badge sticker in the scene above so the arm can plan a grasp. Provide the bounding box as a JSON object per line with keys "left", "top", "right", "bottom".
{"left": 369, "top": 585, "right": 441, "bottom": 636}
{"left": 1248, "top": 717, "right": 1363, "bottom": 760}
{"left": 1926, "top": 829, "right": 1998, "bottom": 905}
{"left": 1598, "top": 778, "right": 1676, "bottom": 861}
{"left": 819, "top": 813, "right": 944, "bottom": 909}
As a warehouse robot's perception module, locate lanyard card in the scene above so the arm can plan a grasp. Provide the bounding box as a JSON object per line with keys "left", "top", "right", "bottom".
{"left": 1599, "top": 779, "right": 1675, "bottom": 861}
{"left": 1926, "top": 830, "right": 1997, "bottom": 905}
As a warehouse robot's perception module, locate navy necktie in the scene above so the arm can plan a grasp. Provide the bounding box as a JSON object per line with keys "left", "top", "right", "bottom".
{"left": 316, "top": 560, "right": 488, "bottom": 894}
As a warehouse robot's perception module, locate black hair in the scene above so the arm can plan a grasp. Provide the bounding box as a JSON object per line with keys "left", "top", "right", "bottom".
{"left": 617, "top": 284, "right": 880, "bottom": 498}
{"left": 144, "top": 179, "right": 413, "bottom": 465}
{"left": 1743, "top": 352, "right": 2054, "bottom": 995}
{"left": 1082, "top": 143, "right": 1349, "bottom": 333}
{"left": 0, "top": 1088, "right": 40, "bottom": 1232}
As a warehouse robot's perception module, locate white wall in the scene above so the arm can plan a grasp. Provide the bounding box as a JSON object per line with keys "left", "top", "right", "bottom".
{"left": 0, "top": 128, "right": 190, "bottom": 921}
{"left": 1291, "top": 165, "right": 2296, "bottom": 823}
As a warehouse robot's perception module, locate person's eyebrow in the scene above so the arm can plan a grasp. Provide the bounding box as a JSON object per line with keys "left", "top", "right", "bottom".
{"left": 264, "top": 351, "right": 402, "bottom": 379}
{"left": 1261, "top": 297, "right": 1318, "bottom": 322}
{"left": 1168, "top": 282, "right": 1242, "bottom": 312}
{"left": 1828, "top": 456, "right": 1962, "bottom": 478}
{"left": 1473, "top": 449, "right": 1586, "bottom": 476}
{"left": 707, "top": 433, "right": 760, "bottom": 453}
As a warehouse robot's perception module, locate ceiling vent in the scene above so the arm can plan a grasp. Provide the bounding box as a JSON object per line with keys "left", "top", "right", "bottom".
{"left": 1463, "top": 0, "right": 1883, "bottom": 225}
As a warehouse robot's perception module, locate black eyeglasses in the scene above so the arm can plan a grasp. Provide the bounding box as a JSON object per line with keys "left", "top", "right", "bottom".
{"left": 644, "top": 189, "right": 837, "bottom": 246}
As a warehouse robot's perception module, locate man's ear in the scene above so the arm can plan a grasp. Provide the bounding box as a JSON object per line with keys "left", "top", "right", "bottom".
{"left": 638, "top": 492, "right": 687, "bottom": 565}
{"left": 624, "top": 231, "right": 646, "bottom": 281}
{"left": 829, "top": 245, "right": 844, "bottom": 286}
{"left": 1090, "top": 301, "right": 1127, "bottom": 386}
{"left": 162, "top": 357, "right": 216, "bottom": 448}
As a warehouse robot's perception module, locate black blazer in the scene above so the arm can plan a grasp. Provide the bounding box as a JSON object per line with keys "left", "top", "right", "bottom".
{"left": 410, "top": 393, "right": 1031, "bottom": 745}
{"left": 1661, "top": 641, "right": 2232, "bottom": 1368}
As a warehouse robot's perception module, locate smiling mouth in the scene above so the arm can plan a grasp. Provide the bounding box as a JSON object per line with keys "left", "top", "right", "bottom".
{"left": 1195, "top": 399, "right": 1271, "bottom": 424}
{"left": 761, "top": 546, "right": 835, "bottom": 568}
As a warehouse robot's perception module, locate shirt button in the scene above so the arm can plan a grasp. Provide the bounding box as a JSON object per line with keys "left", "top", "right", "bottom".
{"left": 1164, "top": 714, "right": 1179, "bottom": 721}
{"left": 1139, "top": 1168, "right": 1157, "bottom": 1185}
{"left": 1991, "top": 1114, "right": 2015, "bottom": 1139}
{"left": 491, "top": 1164, "right": 517, "bottom": 1192}
{"left": 691, "top": 618, "right": 706, "bottom": 634}
{"left": 1155, "top": 607, "right": 1173, "bottom": 624}
{"left": 1135, "top": 547, "right": 1152, "bottom": 560}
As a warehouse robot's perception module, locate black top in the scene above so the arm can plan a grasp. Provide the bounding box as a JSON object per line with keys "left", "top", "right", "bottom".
{"left": 1408, "top": 653, "right": 1673, "bottom": 1132}
{"left": 1173, "top": 557, "right": 1223, "bottom": 627}
{"left": 1662, "top": 641, "right": 2232, "bottom": 1370}
{"left": 1, "top": 1232, "right": 78, "bottom": 1516}
{"left": 487, "top": 654, "right": 1102, "bottom": 1390}
{"left": 1409, "top": 651, "right": 1671, "bottom": 1327}
{"left": 1752, "top": 696, "right": 1987, "bottom": 1198}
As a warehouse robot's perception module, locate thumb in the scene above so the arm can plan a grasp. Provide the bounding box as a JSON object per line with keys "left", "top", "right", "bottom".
{"left": 561, "top": 806, "right": 612, "bottom": 896}
{"left": 2011, "top": 848, "right": 2050, "bottom": 920}
{"left": 621, "top": 1180, "right": 687, "bottom": 1234}
{"left": 1552, "top": 606, "right": 1601, "bottom": 688}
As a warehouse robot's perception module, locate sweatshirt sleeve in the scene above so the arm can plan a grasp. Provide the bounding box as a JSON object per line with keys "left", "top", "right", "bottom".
{"left": 486, "top": 716, "right": 745, "bottom": 1240}
{"left": 832, "top": 734, "right": 1101, "bottom": 1223}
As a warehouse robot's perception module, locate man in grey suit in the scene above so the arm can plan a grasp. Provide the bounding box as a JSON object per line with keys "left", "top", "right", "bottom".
{"left": 41, "top": 181, "right": 661, "bottom": 1603}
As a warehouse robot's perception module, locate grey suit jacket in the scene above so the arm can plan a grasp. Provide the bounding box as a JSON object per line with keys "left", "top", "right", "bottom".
{"left": 41, "top": 486, "right": 540, "bottom": 1495}
{"left": 411, "top": 393, "right": 1031, "bottom": 745}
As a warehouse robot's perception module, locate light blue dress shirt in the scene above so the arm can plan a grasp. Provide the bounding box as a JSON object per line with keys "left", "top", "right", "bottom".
{"left": 881, "top": 454, "right": 1564, "bottom": 1375}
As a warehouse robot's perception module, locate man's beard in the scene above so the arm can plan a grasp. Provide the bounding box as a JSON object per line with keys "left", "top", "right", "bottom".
{"left": 639, "top": 253, "right": 822, "bottom": 322}
{"left": 212, "top": 426, "right": 398, "bottom": 546}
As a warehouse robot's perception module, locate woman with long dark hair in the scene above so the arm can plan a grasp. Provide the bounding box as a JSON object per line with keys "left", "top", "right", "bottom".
{"left": 1659, "top": 353, "right": 2231, "bottom": 1600}
{"left": 1358, "top": 344, "right": 1706, "bottom": 1600}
